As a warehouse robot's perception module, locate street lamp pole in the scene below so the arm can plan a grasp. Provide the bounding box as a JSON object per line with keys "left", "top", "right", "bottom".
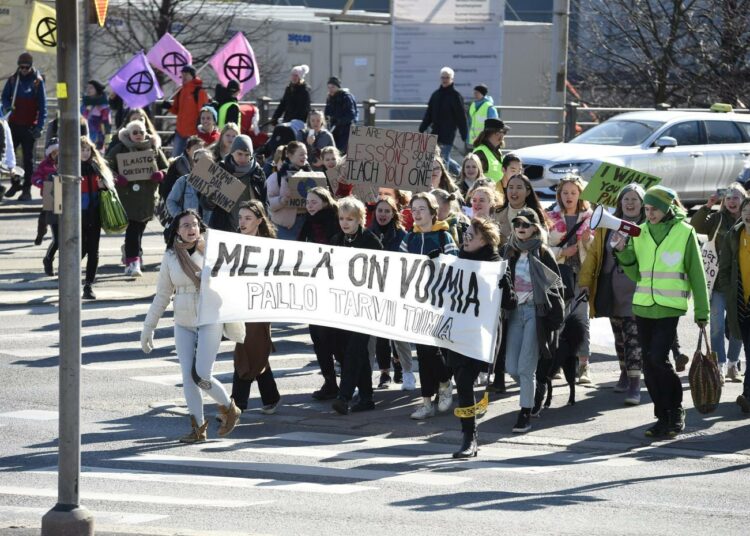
{"left": 41, "top": 0, "right": 93, "bottom": 534}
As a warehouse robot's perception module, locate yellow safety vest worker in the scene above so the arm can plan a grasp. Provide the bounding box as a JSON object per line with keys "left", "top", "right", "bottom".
{"left": 473, "top": 144, "right": 503, "bottom": 183}
{"left": 632, "top": 220, "right": 693, "bottom": 310}
{"left": 468, "top": 100, "right": 492, "bottom": 144}
{"left": 218, "top": 102, "right": 242, "bottom": 130}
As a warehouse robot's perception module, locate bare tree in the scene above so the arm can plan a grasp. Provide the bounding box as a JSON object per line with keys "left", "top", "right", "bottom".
{"left": 569, "top": 0, "right": 750, "bottom": 108}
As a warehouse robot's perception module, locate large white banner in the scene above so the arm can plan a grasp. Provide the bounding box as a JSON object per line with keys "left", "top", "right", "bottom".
{"left": 198, "top": 230, "right": 506, "bottom": 363}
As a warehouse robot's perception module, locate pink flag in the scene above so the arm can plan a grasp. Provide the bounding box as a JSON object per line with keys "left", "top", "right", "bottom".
{"left": 209, "top": 32, "right": 260, "bottom": 98}
{"left": 146, "top": 32, "right": 193, "bottom": 85}
{"left": 109, "top": 51, "right": 164, "bottom": 110}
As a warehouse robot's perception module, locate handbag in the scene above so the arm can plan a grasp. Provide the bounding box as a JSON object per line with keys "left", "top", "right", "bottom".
{"left": 555, "top": 218, "right": 586, "bottom": 301}
{"left": 700, "top": 215, "right": 722, "bottom": 292}
{"left": 688, "top": 326, "right": 722, "bottom": 414}
{"left": 99, "top": 189, "right": 128, "bottom": 234}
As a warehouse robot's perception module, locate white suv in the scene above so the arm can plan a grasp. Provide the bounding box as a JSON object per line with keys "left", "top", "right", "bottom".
{"left": 514, "top": 110, "right": 750, "bottom": 204}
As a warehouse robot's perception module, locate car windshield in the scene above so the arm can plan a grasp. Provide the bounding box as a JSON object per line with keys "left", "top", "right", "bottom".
{"left": 570, "top": 119, "right": 665, "bottom": 146}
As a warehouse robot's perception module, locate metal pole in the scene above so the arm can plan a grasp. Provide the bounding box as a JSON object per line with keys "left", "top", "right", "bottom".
{"left": 41, "top": 0, "right": 93, "bottom": 533}
{"left": 549, "top": 0, "right": 570, "bottom": 141}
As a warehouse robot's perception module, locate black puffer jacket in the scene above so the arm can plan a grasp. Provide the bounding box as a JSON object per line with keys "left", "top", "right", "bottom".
{"left": 419, "top": 84, "right": 468, "bottom": 145}
{"left": 272, "top": 82, "right": 312, "bottom": 124}
{"left": 331, "top": 226, "right": 383, "bottom": 251}
{"left": 298, "top": 206, "right": 340, "bottom": 244}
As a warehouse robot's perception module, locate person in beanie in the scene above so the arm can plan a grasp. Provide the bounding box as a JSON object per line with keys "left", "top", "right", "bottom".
{"left": 196, "top": 105, "right": 220, "bottom": 146}
{"left": 419, "top": 67, "right": 468, "bottom": 176}
{"left": 324, "top": 76, "right": 358, "bottom": 153}
{"left": 271, "top": 65, "right": 312, "bottom": 125}
{"left": 163, "top": 65, "right": 210, "bottom": 157}
{"left": 1, "top": 52, "right": 48, "bottom": 200}
{"left": 467, "top": 84, "right": 499, "bottom": 150}
{"left": 580, "top": 183, "right": 646, "bottom": 405}
{"left": 473, "top": 118, "right": 509, "bottom": 184}
{"left": 717, "top": 197, "right": 750, "bottom": 414}
{"left": 210, "top": 134, "right": 266, "bottom": 232}
{"left": 613, "top": 185, "right": 709, "bottom": 438}
{"left": 81, "top": 80, "right": 111, "bottom": 151}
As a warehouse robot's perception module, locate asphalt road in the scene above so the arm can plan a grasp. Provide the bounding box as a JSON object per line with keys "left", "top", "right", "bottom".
{"left": 0, "top": 200, "right": 748, "bottom": 536}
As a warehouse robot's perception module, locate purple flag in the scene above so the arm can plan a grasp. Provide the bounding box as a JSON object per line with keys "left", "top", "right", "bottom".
{"left": 109, "top": 52, "right": 164, "bottom": 110}
{"left": 146, "top": 33, "right": 192, "bottom": 85}
{"left": 209, "top": 32, "right": 260, "bottom": 98}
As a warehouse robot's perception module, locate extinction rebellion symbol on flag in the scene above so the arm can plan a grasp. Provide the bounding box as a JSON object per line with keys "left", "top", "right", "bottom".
{"left": 36, "top": 17, "right": 57, "bottom": 48}
{"left": 126, "top": 72, "right": 155, "bottom": 95}
{"left": 224, "top": 53, "right": 255, "bottom": 83}
{"left": 162, "top": 51, "right": 188, "bottom": 77}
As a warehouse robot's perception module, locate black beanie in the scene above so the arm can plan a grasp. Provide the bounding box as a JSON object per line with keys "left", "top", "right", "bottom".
{"left": 327, "top": 77, "right": 342, "bottom": 88}
{"left": 474, "top": 84, "right": 488, "bottom": 96}
{"left": 17, "top": 52, "right": 33, "bottom": 66}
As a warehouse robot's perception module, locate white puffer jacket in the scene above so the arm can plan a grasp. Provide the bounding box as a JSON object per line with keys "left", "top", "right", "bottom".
{"left": 144, "top": 249, "right": 203, "bottom": 329}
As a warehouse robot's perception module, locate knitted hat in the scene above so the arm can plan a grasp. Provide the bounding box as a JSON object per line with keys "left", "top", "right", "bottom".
{"left": 474, "top": 84, "right": 488, "bottom": 96}
{"left": 199, "top": 105, "right": 217, "bottom": 123}
{"left": 181, "top": 65, "right": 197, "bottom": 77}
{"left": 226, "top": 79, "right": 241, "bottom": 94}
{"left": 512, "top": 207, "right": 540, "bottom": 226}
{"left": 230, "top": 134, "right": 253, "bottom": 154}
{"left": 291, "top": 64, "right": 310, "bottom": 78}
{"left": 17, "top": 52, "right": 33, "bottom": 66}
{"left": 45, "top": 138, "right": 59, "bottom": 157}
{"left": 327, "top": 76, "right": 341, "bottom": 88}
{"left": 643, "top": 185, "right": 676, "bottom": 213}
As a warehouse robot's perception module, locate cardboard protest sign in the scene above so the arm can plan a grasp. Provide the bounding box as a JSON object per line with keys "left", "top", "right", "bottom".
{"left": 116, "top": 150, "right": 158, "bottom": 182}
{"left": 198, "top": 230, "right": 506, "bottom": 363}
{"left": 287, "top": 171, "right": 329, "bottom": 213}
{"left": 582, "top": 163, "right": 662, "bottom": 207}
{"left": 346, "top": 126, "right": 437, "bottom": 192}
{"left": 186, "top": 158, "right": 246, "bottom": 212}
{"left": 42, "top": 175, "right": 63, "bottom": 214}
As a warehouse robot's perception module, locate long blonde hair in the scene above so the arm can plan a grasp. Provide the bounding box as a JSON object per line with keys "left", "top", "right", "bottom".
{"left": 80, "top": 135, "right": 114, "bottom": 190}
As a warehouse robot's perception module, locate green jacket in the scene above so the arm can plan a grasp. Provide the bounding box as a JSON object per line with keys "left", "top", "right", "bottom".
{"left": 717, "top": 222, "right": 749, "bottom": 339}
{"left": 615, "top": 215, "right": 709, "bottom": 321}
{"left": 690, "top": 206, "right": 738, "bottom": 289}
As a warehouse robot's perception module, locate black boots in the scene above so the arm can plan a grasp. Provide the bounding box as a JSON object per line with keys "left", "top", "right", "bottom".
{"left": 645, "top": 409, "right": 669, "bottom": 438}
{"left": 43, "top": 255, "right": 54, "bottom": 276}
{"left": 83, "top": 283, "right": 96, "bottom": 300}
{"left": 666, "top": 407, "right": 685, "bottom": 437}
{"left": 512, "top": 408, "right": 532, "bottom": 433}
{"left": 453, "top": 431, "right": 477, "bottom": 459}
{"left": 4, "top": 179, "right": 22, "bottom": 199}
{"left": 312, "top": 380, "right": 339, "bottom": 401}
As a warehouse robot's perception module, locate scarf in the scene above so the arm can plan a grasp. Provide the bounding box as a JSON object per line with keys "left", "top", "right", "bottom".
{"left": 506, "top": 236, "right": 562, "bottom": 314}
{"left": 82, "top": 95, "right": 108, "bottom": 107}
{"left": 226, "top": 155, "right": 253, "bottom": 175}
{"left": 173, "top": 238, "right": 202, "bottom": 290}
{"left": 120, "top": 131, "right": 155, "bottom": 152}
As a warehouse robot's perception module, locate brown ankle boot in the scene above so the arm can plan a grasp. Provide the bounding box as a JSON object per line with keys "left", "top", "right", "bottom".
{"left": 217, "top": 400, "right": 241, "bottom": 437}
{"left": 179, "top": 415, "right": 208, "bottom": 444}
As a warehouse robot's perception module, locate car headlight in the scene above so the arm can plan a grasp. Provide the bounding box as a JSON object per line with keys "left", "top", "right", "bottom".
{"left": 549, "top": 162, "right": 593, "bottom": 174}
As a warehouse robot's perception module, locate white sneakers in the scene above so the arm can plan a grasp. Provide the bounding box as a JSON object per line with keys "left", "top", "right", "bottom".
{"left": 474, "top": 372, "right": 488, "bottom": 387}
{"left": 577, "top": 362, "right": 592, "bottom": 385}
{"left": 124, "top": 260, "right": 143, "bottom": 277}
{"left": 410, "top": 398, "right": 435, "bottom": 420}
{"left": 437, "top": 381, "right": 454, "bottom": 412}
{"left": 401, "top": 371, "right": 417, "bottom": 391}
{"left": 727, "top": 361, "right": 742, "bottom": 383}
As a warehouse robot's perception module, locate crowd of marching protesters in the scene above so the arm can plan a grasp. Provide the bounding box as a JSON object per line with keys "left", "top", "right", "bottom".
{"left": 3, "top": 55, "right": 750, "bottom": 457}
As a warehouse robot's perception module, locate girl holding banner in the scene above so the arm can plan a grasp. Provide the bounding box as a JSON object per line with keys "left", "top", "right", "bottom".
{"left": 298, "top": 187, "right": 344, "bottom": 401}
{"left": 367, "top": 196, "right": 416, "bottom": 390}
{"left": 330, "top": 197, "right": 385, "bottom": 415}
{"left": 266, "top": 141, "right": 313, "bottom": 240}
{"left": 400, "top": 192, "right": 458, "bottom": 419}
{"left": 448, "top": 218, "right": 516, "bottom": 456}
{"left": 231, "top": 201, "right": 282, "bottom": 415}
{"left": 140, "top": 209, "right": 243, "bottom": 443}
{"left": 108, "top": 120, "right": 169, "bottom": 277}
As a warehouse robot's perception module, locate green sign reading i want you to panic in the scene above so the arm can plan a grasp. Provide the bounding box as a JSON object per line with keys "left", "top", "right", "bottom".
{"left": 581, "top": 163, "right": 662, "bottom": 207}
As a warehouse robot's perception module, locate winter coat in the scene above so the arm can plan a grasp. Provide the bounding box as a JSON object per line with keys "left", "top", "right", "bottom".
{"left": 418, "top": 84, "right": 468, "bottom": 146}
{"left": 169, "top": 77, "right": 210, "bottom": 137}
{"left": 166, "top": 174, "right": 201, "bottom": 217}
{"left": 500, "top": 242, "right": 561, "bottom": 361}
{"left": 368, "top": 220, "right": 407, "bottom": 252}
{"left": 32, "top": 155, "right": 58, "bottom": 223}
{"left": 298, "top": 206, "right": 339, "bottom": 244}
{"left": 399, "top": 221, "right": 459, "bottom": 257}
{"left": 206, "top": 155, "right": 267, "bottom": 232}
{"left": 690, "top": 205, "right": 739, "bottom": 291}
{"left": 1, "top": 68, "right": 47, "bottom": 128}
{"left": 234, "top": 322, "right": 274, "bottom": 381}
{"left": 272, "top": 82, "right": 312, "bottom": 124}
{"left": 197, "top": 125, "right": 220, "bottom": 146}
{"left": 108, "top": 129, "right": 169, "bottom": 222}
{"left": 331, "top": 226, "right": 384, "bottom": 251}
{"left": 144, "top": 247, "right": 205, "bottom": 329}
{"left": 266, "top": 160, "right": 312, "bottom": 230}
{"left": 717, "top": 222, "right": 750, "bottom": 339}
{"left": 161, "top": 154, "right": 191, "bottom": 200}
{"left": 547, "top": 206, "right": 594, "bottom": 265}
{"left": 325, "top": 89, "right": 358, "bottom": 149}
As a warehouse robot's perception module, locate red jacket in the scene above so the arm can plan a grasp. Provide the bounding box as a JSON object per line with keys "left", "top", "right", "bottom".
{"left": 169, "top": 77, "right": 209, "bottom": 137}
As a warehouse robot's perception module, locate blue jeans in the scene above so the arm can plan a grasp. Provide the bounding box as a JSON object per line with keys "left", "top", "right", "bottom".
{"left": 439, "top": 143, "right": 460, "bottom": 176}
{"left": 171, "top": 132, "right": 187, "bottom": 158}
{"left": 710, "top": 290, "right": 742, "bottom": 364}
{"left": 505, "top": 302, "right": 540, "bottom": 408}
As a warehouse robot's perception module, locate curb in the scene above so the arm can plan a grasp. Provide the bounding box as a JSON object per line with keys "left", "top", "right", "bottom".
{"left": 0, "top": 204, "right": 42, "bottom": 214}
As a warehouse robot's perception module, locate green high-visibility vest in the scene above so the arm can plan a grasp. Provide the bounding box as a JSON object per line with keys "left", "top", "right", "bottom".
{"left": 473, "top": 144, "right": 503, "bottom": 183}
{"left": 468, "top": 100, "right": 492, "bottom": 144}
{"left": 632, "top": 220, "right": 693, "bottom": 311}
{"left": 218, "top": 102, "right": 241, "bottom": 130}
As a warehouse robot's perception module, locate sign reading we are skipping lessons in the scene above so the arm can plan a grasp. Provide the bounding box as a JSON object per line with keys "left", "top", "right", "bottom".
{"left": 582, "top": 163, "right": 662, "bottom": 207}
{"left": 346, "top": 126, "right": 437, "bottom": 192}
{"left": 186, "top": 157, "right": 246, "bottom": 212}
{"left": 116, "top": 150, "right": 158, "bottom": 182}
{"left": 198, "top": 230, "right": 506, "bottom": 363}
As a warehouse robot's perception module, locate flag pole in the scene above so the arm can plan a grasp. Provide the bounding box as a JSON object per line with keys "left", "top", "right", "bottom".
{"left": 163, "top": 61, "right": 211, "bottom": 102}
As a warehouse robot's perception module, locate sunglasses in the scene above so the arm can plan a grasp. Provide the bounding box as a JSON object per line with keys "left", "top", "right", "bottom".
{"left": 131, "top": 130, "right": 144, "bottom": 135}
{"left": 513, "top": 221, "right": 532, "bottom": 229}
{"left": 18, "top": 65, "right": 31, "bottom": 70}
